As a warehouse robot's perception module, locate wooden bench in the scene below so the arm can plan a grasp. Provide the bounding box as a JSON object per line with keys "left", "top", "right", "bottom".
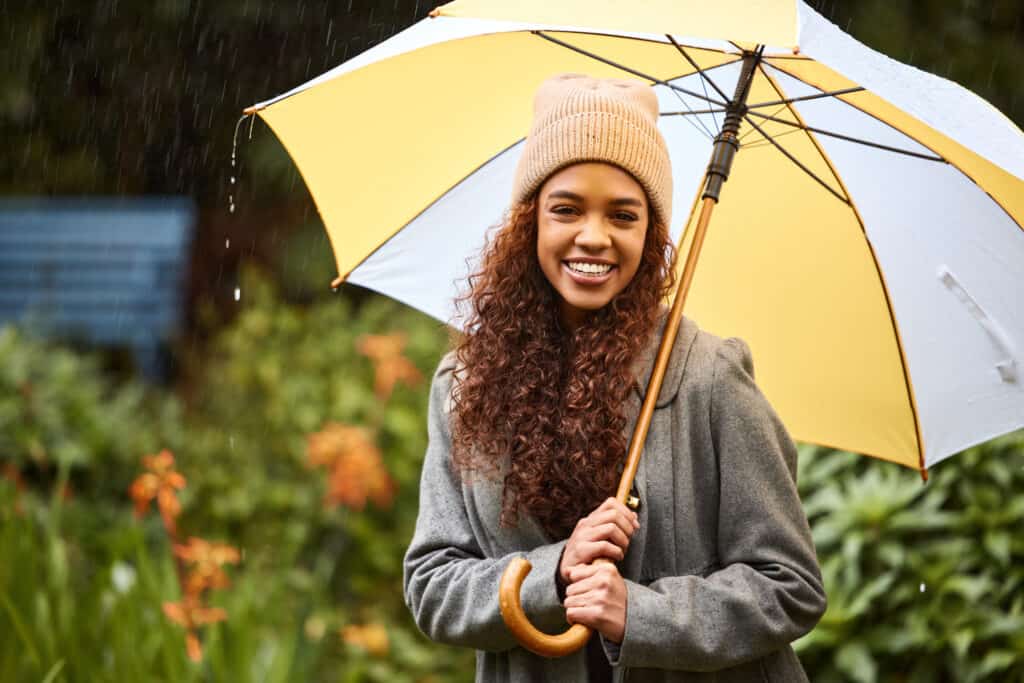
{"left": 0, "top": 198, "right": 195, "bottom": 381}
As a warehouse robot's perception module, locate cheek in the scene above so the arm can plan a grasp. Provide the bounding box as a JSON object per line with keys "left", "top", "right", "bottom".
{"left": 535, "top": 221, "right": 562, "bottom": 264}
{"left": 619, "top": 231, "right": 648, "bottom": 281}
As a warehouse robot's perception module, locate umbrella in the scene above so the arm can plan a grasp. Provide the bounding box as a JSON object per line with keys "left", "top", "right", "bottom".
{"left": 243, "top": 0, "right": 1024, "bottom": 656}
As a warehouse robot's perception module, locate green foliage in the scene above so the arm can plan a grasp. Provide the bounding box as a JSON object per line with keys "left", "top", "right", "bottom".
{"left": 0, "top": 270, "right": 471, "bottom": 682}
{"left": 0, "top": 325, "right": 182, "bottom": 499}
{"left": 795, "top": 434, "right": 1024, "bottom": 682}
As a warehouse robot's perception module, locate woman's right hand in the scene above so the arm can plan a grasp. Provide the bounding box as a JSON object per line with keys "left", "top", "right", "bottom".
{"left": 559, "top": 497, "right": 640, "bottom": 585}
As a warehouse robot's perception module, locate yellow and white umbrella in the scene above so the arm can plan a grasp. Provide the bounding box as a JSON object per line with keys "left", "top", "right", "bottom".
{"left": 244, "top": 0, "right": 1024, "bottom": 476}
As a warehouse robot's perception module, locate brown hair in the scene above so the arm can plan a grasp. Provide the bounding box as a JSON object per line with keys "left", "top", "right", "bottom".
{"left": 449, "top": 196, "right": 676, "bottom": 539}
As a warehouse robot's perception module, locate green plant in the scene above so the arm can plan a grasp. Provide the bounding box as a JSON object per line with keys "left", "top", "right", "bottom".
{"left": 0, "top": 268, "right": 473, "bottom": 681}
{"left": 795, "top": 433, "right": 1024, "bottom": 683}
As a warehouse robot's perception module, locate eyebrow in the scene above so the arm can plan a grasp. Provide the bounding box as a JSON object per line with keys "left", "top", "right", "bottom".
{"left": 545, "top": 190, "right": 644, "bottom": 207}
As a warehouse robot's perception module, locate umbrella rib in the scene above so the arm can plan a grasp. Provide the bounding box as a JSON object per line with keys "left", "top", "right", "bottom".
{"left": 742, "top": 114, "right": 849, "bottom": 203}
{"left": 666, "top": 35, "right": 732, "bottom": 105}
{"left": 739, "top": 127, "right": 804, "bottom": 149}
{"left": 747, "top": 110, "right": 946, "bottom": 162}
{"left": 738, "top": 103, "right": 791, "bottom": 142}
{"left": 746, "top": 86, "right": 865, "bottom": 109}
{"left": 665, "top": 35, "right": 723, "bottom": 134}
{"left": 532, "top": 31, "right": 727, "bottom": 108}
{"left": 666, "top": 82, "right": 716, "bottom": 139}
{"left": 660, "top": 107, "right": 729, "bottom": 116}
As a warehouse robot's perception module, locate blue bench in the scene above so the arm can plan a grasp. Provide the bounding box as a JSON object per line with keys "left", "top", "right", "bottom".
{"left": 0, "top": 198, "right": 195, "bottom": 381}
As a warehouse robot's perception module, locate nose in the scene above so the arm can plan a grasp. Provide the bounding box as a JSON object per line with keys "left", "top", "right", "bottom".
{"left": 574, "top": 213, "right": 612, "bottom": 250}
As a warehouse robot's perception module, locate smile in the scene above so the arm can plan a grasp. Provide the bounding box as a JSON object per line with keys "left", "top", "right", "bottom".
{"left": 564, "top": 260, "right": 614, "bottom": 276}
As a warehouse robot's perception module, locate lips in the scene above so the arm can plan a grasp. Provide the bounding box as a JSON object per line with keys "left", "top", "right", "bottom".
{"left": 562, "top": 261, "right": 616, "bottom": 285}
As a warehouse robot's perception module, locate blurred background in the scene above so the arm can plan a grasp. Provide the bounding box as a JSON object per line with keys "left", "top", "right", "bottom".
{"left": 1, "top": 1, "right": 1022, "bottom": 681}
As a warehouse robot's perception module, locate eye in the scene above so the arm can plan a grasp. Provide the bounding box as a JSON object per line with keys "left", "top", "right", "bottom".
{"left": 613, "top": 211, "right": 639, "bottom": 222}
{"left": 550, "top": 205, "right": 579, "bottom": 216}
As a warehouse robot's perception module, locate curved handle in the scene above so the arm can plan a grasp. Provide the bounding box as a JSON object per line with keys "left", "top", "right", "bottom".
{"left": 498, "top": 557, "right": 592, "bottom": 657}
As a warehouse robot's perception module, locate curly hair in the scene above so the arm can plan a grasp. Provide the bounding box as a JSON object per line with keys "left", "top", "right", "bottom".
{"left": 449, "top": 196, "right": 677, "bottom": 539}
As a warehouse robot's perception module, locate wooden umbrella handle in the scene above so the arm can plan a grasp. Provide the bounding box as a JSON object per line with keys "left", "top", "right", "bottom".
{"left": 498, "top": 557, "right": 595, "bottom": 657}
{"left": 497, "top": 196, "right": 720, "bottom": 657}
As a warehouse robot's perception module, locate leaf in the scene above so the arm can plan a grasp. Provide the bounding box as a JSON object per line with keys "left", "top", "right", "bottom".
{"left": 983, "top": 530, "right": 1011, "bottom": 566}
{"left": 978, "top": 650, "right": 1017, "bottom": 677}
{"left": 836, "top": 641, "right": 877, "bottom": 683}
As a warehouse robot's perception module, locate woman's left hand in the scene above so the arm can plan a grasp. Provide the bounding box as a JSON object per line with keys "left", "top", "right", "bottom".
{"left": 562, "top": 562, "right": 628, "bottom": 643}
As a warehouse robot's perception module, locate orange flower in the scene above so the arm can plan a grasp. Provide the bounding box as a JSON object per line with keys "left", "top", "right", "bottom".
{"left": 341, "top": 622, "right": 389, "bottom": 657}
{"left": 174, "top": 537, "right": 241, "bottom": 596}
{"left": 306, "top": 423, "right": 367, "bottom": 469}
{"left": 307, "top": 423, "right": 395, "bottom": 510}
{"left": 356, "top": 333, "right": 422, "bottom": 401}
{"left": 163, "top": 596, "right": 227, "bottom": 662}
{"left": 129, "top": 449, "right": 186, "bottom": 534}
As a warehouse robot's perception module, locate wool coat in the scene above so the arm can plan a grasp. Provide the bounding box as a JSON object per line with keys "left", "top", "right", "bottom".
{"left": 403, "top": 313, "right": 827, "bottom": 682}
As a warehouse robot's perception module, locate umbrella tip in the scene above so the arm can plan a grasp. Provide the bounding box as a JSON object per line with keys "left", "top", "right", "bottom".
{"left": 429, "top": 7, "right": 442, "bottom": 18}
{"left": 331, "top": 275, "right": 345, "bottom": 292}
{"left": 792, "top": 45, "right": 801, "bottom": 55}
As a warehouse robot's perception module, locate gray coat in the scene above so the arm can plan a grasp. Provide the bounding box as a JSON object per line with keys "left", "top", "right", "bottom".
{"left": 403, "top": 315, "right": 827, "bottom": 682}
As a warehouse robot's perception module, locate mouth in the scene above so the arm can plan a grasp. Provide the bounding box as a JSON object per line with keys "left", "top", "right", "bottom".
{"left": 562, "top": 259, "right": 616, "bottom": 285}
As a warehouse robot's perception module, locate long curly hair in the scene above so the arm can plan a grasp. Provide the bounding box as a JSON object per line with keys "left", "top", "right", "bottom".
{"left": 449, "top": 195, "right": 677, "bottom": 539}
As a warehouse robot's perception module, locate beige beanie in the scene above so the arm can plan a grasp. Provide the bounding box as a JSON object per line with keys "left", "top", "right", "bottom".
{"left": 511, "top": 73, "right": 673, "bottom": 227}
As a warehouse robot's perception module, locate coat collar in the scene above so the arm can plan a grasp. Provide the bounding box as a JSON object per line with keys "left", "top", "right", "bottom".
{"left": 630, "top": 308, "right": 700, "bottom": 408}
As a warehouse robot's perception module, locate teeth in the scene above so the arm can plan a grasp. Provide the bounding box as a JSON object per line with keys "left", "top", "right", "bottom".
{"left": 567, "top": 261, "right": 613, "bottom": 275}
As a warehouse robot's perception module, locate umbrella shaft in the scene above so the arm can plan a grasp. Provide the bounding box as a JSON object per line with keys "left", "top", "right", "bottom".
{"left": 615, "top": 195, "right": 717, "bottom": 504}
{"left": 704, "top": 50, "right": 760, "bottom": 201}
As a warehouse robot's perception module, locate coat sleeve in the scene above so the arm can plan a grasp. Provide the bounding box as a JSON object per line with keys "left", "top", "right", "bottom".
{"left": 607, "top": 337, "right": 827, "bottom": 671}
{"left": 403, "top": 356, "right": 569, "bottom": 652}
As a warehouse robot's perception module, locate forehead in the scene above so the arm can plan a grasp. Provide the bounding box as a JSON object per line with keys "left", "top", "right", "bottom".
{"left": 539, "top": 162, "right": 646, "bottom": 201}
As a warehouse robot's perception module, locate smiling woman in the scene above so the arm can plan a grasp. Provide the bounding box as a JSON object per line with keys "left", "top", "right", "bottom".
{"left": 403, "top": 73, "right": 825, "bottom": 683}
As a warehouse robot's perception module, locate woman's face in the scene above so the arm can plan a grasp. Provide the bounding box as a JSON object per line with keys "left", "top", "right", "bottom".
{"left": 536, "top": 162, "right": 650, "bottom": 330}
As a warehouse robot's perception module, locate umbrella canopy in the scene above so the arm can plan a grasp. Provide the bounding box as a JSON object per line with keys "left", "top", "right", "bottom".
{"left": 244, "top": 1, "right": 1024, "bottom": 473}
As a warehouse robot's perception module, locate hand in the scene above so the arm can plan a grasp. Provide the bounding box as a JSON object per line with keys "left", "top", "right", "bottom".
{"left": 563, "top": 562, "right": 628, "bottom": 643}
{"left": 559, "top": 497, "right": 639, "bottom": 585}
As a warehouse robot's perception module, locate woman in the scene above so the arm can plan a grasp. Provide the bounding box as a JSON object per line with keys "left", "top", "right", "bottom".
{"left": 403, "top": 73, "right": 826, "bottom": 682}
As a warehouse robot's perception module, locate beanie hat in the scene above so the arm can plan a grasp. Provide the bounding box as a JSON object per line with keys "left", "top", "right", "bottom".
{"left": 511, "top": 73, "right": 673, "bottom": 227}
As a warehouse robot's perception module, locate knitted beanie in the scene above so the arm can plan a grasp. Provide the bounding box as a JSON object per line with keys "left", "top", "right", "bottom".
{"left": 511, "top": 73, "right": 673, "bottom": 227}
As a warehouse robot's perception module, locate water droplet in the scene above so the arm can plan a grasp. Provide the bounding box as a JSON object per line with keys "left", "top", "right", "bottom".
{"left": 919, "top": 582, "right": 926, "bottom": 593}
{"left": 229, "top": 436, "right": 235, "bottom": 449}
{"left": 230, "top": 176, "right": 236, "bottom": 184}
{"left": 225, "top": 238, "right": 231, "bottom": 248}
{"left": 229, "top": 202, "right": 235, "bottom": 214}
{"left": 234, "top": 287, "right": 241, "bottom": 301}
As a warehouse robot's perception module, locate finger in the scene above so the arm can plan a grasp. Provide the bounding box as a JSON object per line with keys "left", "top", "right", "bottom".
{"left": 565, "top": 563, "right": 602, "bottom": 588}
{"left": 587, "top": 506, "right": 639, "bottom": 536}
{"left": 581, "top": 522, "right": 631, "bottom": 550}
{"left": 564, "top": 605, "right": 603, "bottom": 629}
{"left": 566, "top": 567, "right": 616, "bottom": 596}
{"left": 568, "top": 561, "right": 620, "bottom": 586}
{"left": 562, "top": 591, "right": 595, "bottom": 608}
{"left": 597, "top": 497, "right": 640, "bottom": 525}
{"left": 578, "top": 540, "right": 625, "bottom": 564}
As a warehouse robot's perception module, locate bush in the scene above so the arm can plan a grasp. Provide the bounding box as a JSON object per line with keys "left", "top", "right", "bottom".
{"left": 795, "top": 433, "right": 1024, "bottom": 682}
{"left": 0, "top": 266, "right": 472, "bottom": 682}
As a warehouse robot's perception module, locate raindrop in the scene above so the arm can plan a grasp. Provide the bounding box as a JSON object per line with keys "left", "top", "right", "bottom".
{"left": 225, "top": 238, "right": 231, "bottom": 248}
{"left": 919, "top": 582, "right": 926, "bottom": 593}
{"left": 234, "top": 287, "right": 241, "bottom": 301}
{"left": 230, "top": 176, "right": 236, "bottom": 184}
